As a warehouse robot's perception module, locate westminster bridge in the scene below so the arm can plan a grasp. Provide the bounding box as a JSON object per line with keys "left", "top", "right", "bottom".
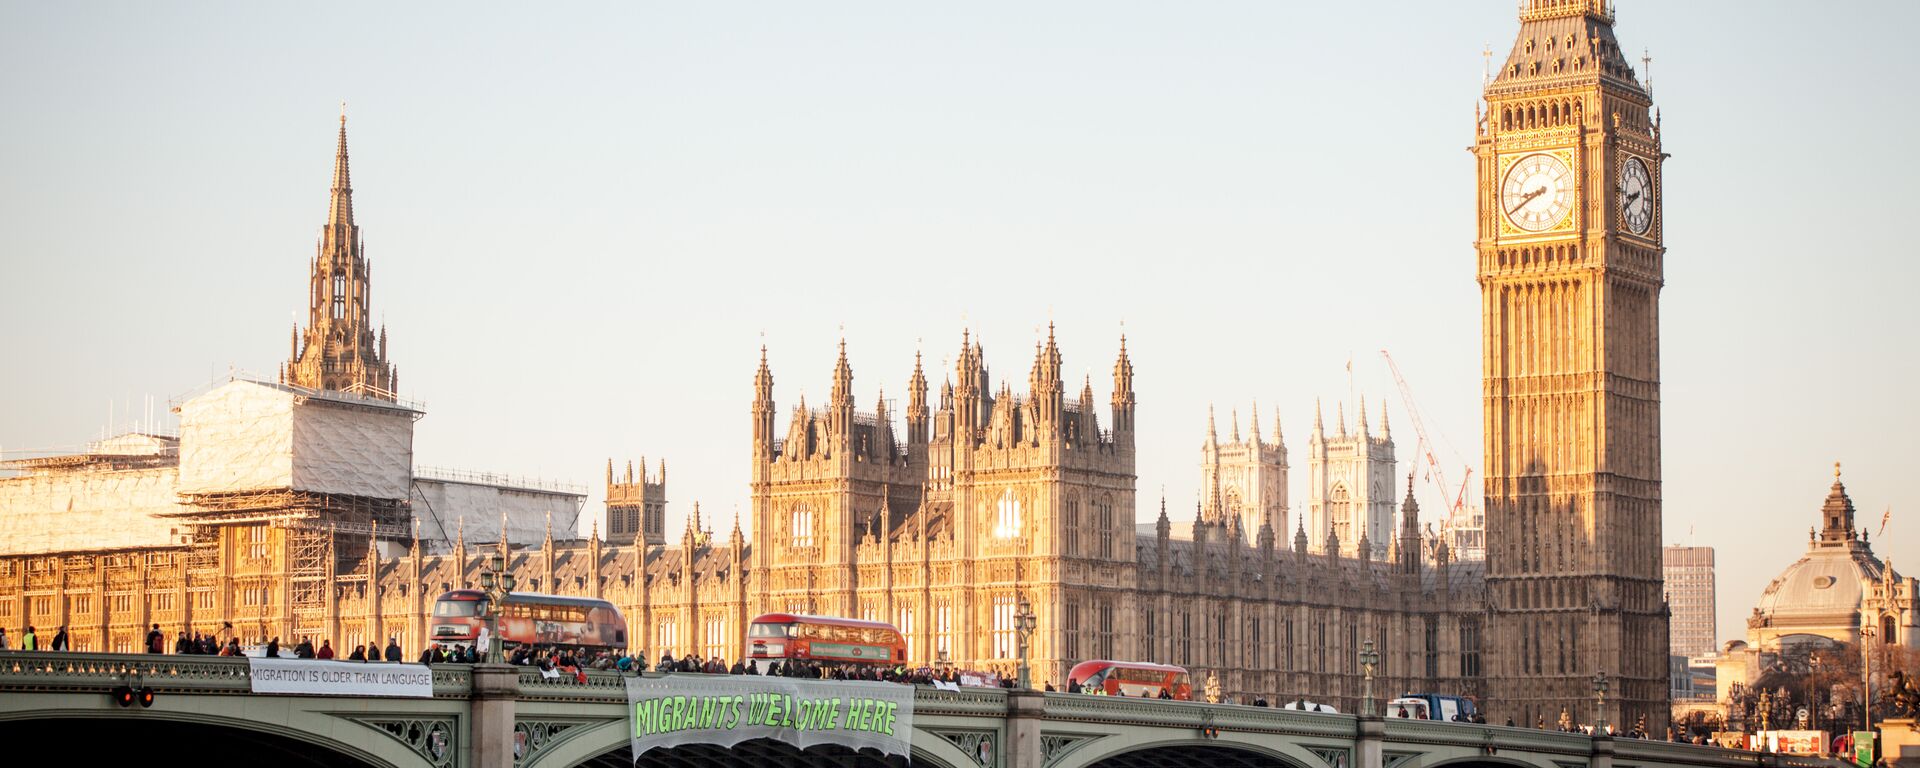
{"left": 0, "top": 653, "right": 1838, "bottom": 768}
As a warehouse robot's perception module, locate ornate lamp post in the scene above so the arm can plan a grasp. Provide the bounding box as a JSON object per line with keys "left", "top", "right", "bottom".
{"left": 1014, "top": 596, "right": 1037, "bottom": 689}
{"left": 1861, "top": 624, "right": 1876, "bottom": 736}
{"left": 1592, "top": 670, "right": 1610, "bottom": 734}
{"left": 478, "top": 553, "right": 516, "bottom": 664}
{"left": 1809, "top": 654, "right": 1823, "bottom": 731}
{"left": 1359, "top": 639, "right": 1381, "bottom": 716}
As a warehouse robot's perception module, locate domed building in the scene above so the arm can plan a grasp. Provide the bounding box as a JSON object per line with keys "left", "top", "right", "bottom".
{"left": 1715, "top": 465, "right": 1918, "bottom": 706}
{"left": 1746, "top": 465, "right": 1916, "bottom": 652}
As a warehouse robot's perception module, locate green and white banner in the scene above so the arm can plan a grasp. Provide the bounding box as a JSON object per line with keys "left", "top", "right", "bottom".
{"left": 625, "top": 675, "right": 914, "bottom": 759}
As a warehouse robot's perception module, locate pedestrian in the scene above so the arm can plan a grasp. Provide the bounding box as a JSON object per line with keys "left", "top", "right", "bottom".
{"left": 294, "top": 637, "right": 314, "bottom": 658}
{"left": 349, "top": 644, "right": 368, "bottom": 662}
{"left": 384, "top": 637, "right": 402, "bottom": 662}
{"left": 50, "top": 626, "right": 70, "bottom": 651}
{"left": 317, "top": 639, "right": 335, "bottom": 659}
{"left": 20, "top": 626, "right": 35, "bottom": 651}
{"left": 266, "top": 636, "right": 280, "bottom": 658}
{"left": 418, "top": 645, "right": 436, "bottom": 664}
{"left": 145, "top": 624, "right": 164, "bottom": 653}
{"left": 0, "top": 627, "right": 9, "bottom": 650}
{"left": 174, "top": 632, "right": 190, "bottom": 654}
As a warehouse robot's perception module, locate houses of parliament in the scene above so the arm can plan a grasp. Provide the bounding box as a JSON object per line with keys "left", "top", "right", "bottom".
{"left": 0, "top": 0, "right": 1668, "bottom": 726}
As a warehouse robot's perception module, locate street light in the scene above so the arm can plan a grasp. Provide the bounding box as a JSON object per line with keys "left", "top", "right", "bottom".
{"left": 1809, "top": 655, "right": 1823, "bottom": 731}
{"left": 1359, "top": 639, "right": 1381, "bottom": 716}
{"left": 478, "top": 553, "right": 516, "bottom": 664}
{"left": 1862, "top": 624, "right": 1877, "bottom": 736}
{"left": 1014, "top": 596, "right": 1036, "bottom": 690}
{"left": 1592, "top": 670, "right": 1610, "bottom": 734}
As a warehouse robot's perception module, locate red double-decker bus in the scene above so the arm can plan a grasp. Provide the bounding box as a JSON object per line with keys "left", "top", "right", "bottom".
{"left": 747, "top": 613, "right": 906, "bottom": 671}
{"left": 1067, "top": 660, "right": 1192, "bottom": 700}
{"left": 431, "top": 590, "right": 627, "bottom": 652}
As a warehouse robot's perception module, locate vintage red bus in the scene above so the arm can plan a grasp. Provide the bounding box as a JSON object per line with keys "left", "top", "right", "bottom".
{"left": 1067, "top": 660, "right": 1193, "bottom": 700}
{"left": 431, "top": 590, "right": 628, "bottom": 651}
{"left": 746, "top": 613, "right": 906, "bottom": 671}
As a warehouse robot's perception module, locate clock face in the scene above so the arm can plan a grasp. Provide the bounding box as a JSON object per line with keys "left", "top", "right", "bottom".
{"left": 1620, "top": 155, "right": 1653, "bottom": 235}
{"left": 1501, "top": 153, "right": 1575, "bottom": 232}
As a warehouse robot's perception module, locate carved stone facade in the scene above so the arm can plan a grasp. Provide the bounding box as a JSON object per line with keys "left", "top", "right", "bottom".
{"left": 1306, "top": 399, "right": 1396, "bottom": 559}
{"left": 605, "top": 459, "right": 667, "bottom": 547}
{"left": 1199, "top": 404, "right": 1287, "bottom": 540}
{"left": 1475, "top": 0, "right": 1670, "bottom": 728}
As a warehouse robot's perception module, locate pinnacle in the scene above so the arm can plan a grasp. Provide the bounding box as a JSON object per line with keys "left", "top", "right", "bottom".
{"left": 328, "top": 109, "right": 354, "bottom": 228}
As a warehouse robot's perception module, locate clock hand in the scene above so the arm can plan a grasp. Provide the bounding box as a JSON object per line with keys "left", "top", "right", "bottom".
{"left": 1507, "top": 187, "right": 1547, "bottom": 215}
{"left": 1624, "top": 191, "right": 1642, "bottom": 205}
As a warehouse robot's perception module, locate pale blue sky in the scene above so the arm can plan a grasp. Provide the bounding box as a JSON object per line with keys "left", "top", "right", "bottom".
{"left": 2, "top": 1, "right": 1914, "bottom": 648}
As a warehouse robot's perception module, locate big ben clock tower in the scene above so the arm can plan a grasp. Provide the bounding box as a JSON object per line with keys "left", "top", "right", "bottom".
{"left": 1476, "top": 0, "right": 1668, "bottom": 727}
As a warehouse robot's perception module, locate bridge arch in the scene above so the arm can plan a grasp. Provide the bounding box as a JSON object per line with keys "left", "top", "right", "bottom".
{"left": 1055, "top": 738, "right": 1322, "bottom": 768}
{"left": 548, "top": 737, "right": 924, "bottom": 768}
{"left": 0, "top": 710, "right": 412, "bottom": 768}
{"left": 526, "top": 719, "right": 966, "bottom": 768}
{"left": 1420, "top": 755, "right": 1558, "bottom": 768}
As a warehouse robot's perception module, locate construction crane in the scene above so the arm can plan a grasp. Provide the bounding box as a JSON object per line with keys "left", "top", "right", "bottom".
{"left": 1380, "top": 350, "right": 1471, "bottom": 522}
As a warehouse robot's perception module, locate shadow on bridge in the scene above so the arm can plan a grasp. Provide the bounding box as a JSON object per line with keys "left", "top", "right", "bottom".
{"left": 584, "top": 739, "right": 1311, "bottom": 768}
{"left": 0, "top": 717, "right": 379, "bottom": 768}
{"left": 1080, "top": 742, "right": 1307, "bottom": 768}
{"left": 576, "top": 738, "right": 909, "bottom": 768}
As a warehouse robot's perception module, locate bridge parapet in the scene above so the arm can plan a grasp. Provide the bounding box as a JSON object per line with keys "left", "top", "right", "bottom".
{"left": 1384, "top": 718, "right": 1591, "bottom": 756}
{"left": 1042, "top": 693, "right": 1359, "bottom": 739}
{"left": 916, "top": 686, "right": 1013, "bottom": 716}
{"left": 515, "top": 667, "right": 627, "bottom": 702}
{"left": 0, "top": 651, "right": 475, "bottom": 698}
{"left": 1613, "top": 736, "right": 1820, "bottom": 768}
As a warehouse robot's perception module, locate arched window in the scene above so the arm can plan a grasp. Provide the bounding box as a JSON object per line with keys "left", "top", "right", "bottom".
{"left": 1064, "top": 497, "right": 1080, "bottom": 556}
{"left": 993, "top": 490, "right": 1021, "bottom": 539}
{"left": 1329, "top": 485, "right": 1352, "bottom": 545}
{"left": 331, "top": 271, "right": 346, "bottom": 320}
{"left": 789, "top": 503, "right": 814, "bottom": 548}
{"left": 1098, "top": 496, "right": 1115, "bottom": 559}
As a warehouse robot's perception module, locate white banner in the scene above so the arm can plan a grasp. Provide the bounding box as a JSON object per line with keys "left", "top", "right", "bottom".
{"left": 626, "top": 675, "right": 915, "bottom": 759}
{"left": 248, "top": 658, "right": 435, "bottom": 698}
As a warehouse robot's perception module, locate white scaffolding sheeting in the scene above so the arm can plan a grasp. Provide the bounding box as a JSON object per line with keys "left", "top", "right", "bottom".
{"left": 0, "top": 467, "right": 186, "bottom": 554}
{"left": 411, "top": 477, "right": 585, "bottom": 550}
{"left": 177, "top": 380, "right": 413, "bottom": 499}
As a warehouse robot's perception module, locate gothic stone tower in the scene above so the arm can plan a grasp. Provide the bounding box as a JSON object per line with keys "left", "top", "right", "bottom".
{"left": 939, "top": 327, "right": 1136, "bottom": 677}
{"left": 606, "top": 458, "right": 668, "bottom": 547}
{"left": 1200, "top": 404, "right": 1288, "bottom": 540}
{"left": 1476, "top": 0, "right": 1668, "bottom": 727}
{"left": 1307, "top": 398, "right": 1395, "bottom": 559}
{"left": 282, "top": 110, "right": 398, "bottom": 399}
{"left": 749, "top": 342, "right": 926, "bottom": 618}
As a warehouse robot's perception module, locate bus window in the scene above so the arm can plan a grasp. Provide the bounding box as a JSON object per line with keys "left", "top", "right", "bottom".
{"left": 750, "top": 623, "right": 796, "bottom": 638}
{"left": 435, "top": 600, "right": 483, "bottom": 617}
